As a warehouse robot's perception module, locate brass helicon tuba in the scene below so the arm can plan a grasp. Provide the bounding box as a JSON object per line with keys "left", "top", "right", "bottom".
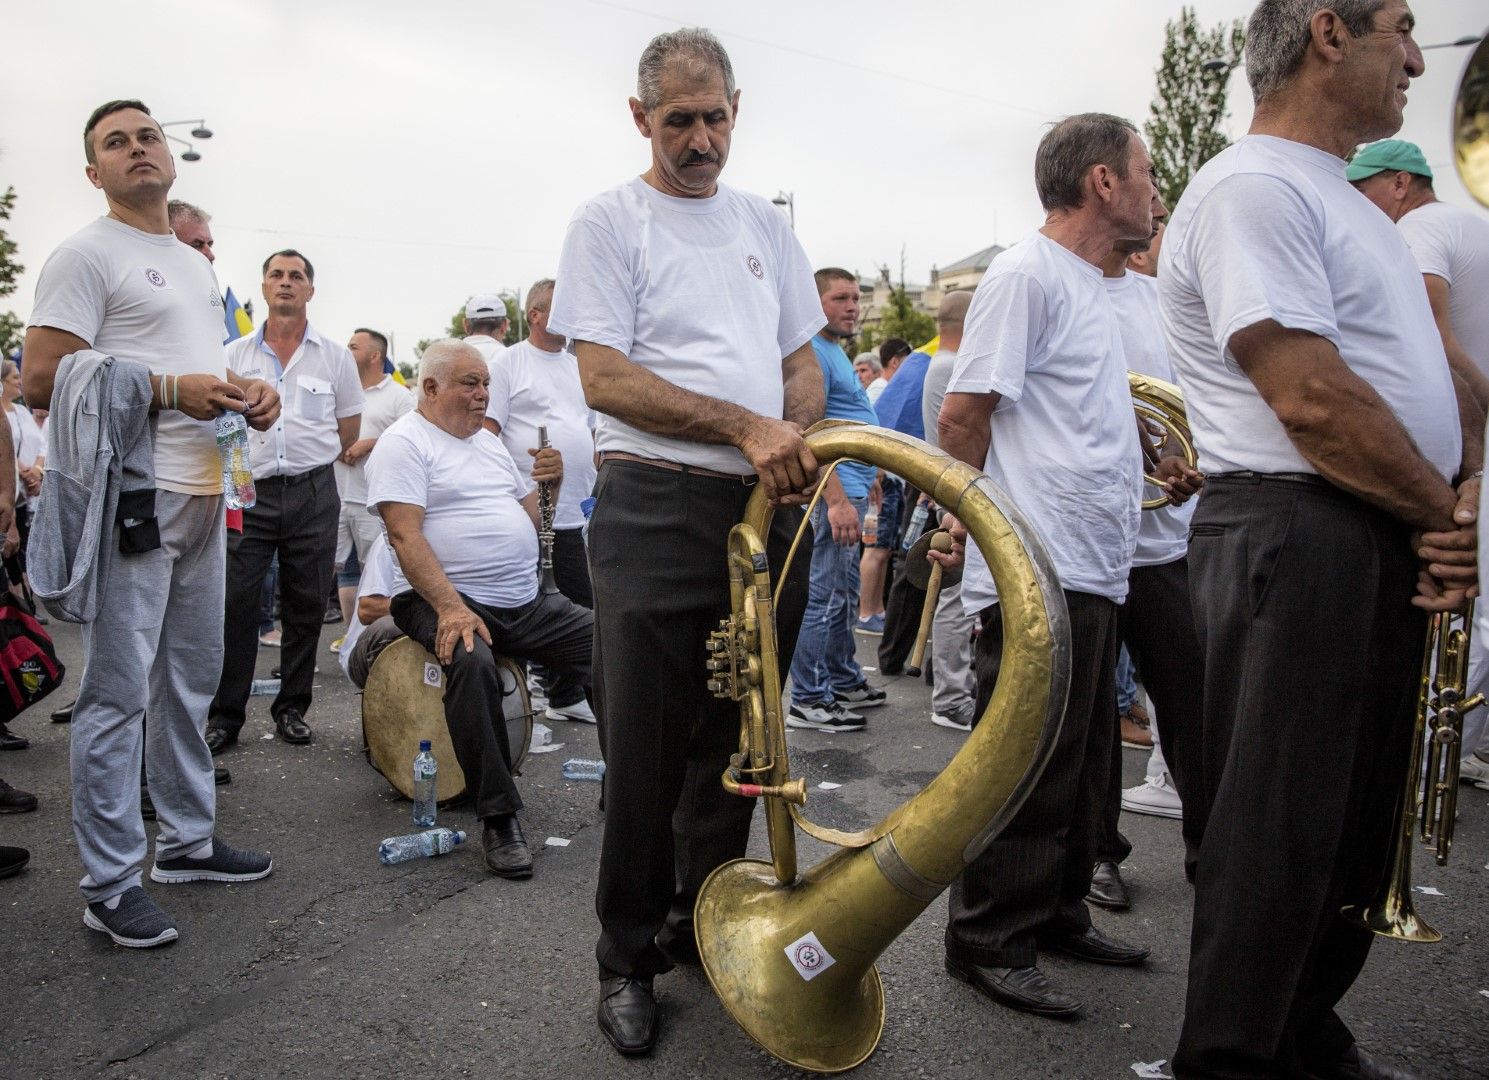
{"left": 1130, "top": 371, "right": 1196, "bottom": 510}
{"left": 694, "top": 423, "right": 1071, "bottom": 1073}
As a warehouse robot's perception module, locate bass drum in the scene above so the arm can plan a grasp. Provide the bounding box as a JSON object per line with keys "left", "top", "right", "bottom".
{"left": 361, "top": 636, "right": 534, "bottom": 802}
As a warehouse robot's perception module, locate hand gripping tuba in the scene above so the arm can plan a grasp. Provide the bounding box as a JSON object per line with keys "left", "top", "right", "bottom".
{"left": 695, "top": 423, "right": 1071, "bottom": 1073}
{"left": 1130, "top": 371, "right": 1196, "bottom": 511}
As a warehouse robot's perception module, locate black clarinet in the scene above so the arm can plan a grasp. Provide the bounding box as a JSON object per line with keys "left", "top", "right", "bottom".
{"left": 537, "top": 425, "right": 560, "bottom": 595}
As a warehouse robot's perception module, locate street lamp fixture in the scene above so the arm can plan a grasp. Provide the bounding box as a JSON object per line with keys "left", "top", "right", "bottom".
{"left": 160, "top": 119, "right": 215, "bottom": 163}
{"left": 772, "top": 190, "right": 795, "bottom": 230}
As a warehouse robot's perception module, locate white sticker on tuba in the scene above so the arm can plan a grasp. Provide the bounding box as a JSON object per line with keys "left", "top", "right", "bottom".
{"left": 784, "top": 931, "right": 836, "bottom": 982}
{"left": 423, "top": 662, "right": 442, "bottom": 688}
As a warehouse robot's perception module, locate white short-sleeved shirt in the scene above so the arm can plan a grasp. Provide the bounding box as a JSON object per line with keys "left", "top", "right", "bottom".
{"left": 227, "top": 324, "right": 366, "bottom": 480}
{"left": 950, "top": 233, "right": 1143, "bottom": 613}
{"left": 547, "top": 177, "right": 824, "bottom": 474}
{"left": 27, "top": 216, "right": 228, "bottom": 495}
{"left": 338, "top": 532, "right": 405, "bottom": 679}
{"left": 1397, "top": 201, "right": 1489, "bottom": 379}
{"left": 334, "top": 375, "right": 414, "bottom": 506}
{"left": 365, "top": 411, "right": 538, "bottom": 609}
{"left": 486, "top": 338, "right": 596, "bottom": 530}
{"left": 464, "top": 334, "right": 507, "bottom": 377}
{"left": 1159, "top": 135, "right": 1461, "bottom": 480}
{"left": 920, "top": 348, "right": 958, "bottom": 449}
{"left": 1105, "top": 272, "right": 1192, "bottom": 568}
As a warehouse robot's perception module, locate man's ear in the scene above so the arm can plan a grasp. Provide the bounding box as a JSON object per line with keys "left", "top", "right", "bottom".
{"left": 1309, "top": 9, "right": 1350, "bottom": 64}
{"left": 629, "top": 97, "right": 652, "bottom": 138}
{"left": 84, "top": 164, "right": 102, "bottom": 191}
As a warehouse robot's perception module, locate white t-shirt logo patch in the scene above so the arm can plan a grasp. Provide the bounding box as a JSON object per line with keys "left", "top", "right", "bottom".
{"left": 784, "top": 931, "right": 835, "bottom": 981}
{"left": 143, "top": 267, "right": 169, "bottom": 290}
{"left": 423, "top": 662, "right": 442, "bottom": 688}
{"left": 746, "top": 254, "right": 764, "bottom": 279}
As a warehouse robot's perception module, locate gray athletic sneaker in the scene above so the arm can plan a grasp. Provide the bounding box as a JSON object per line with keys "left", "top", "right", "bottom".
{"left": 83, "top": 886, "right": 179, "bottom": 948}
{"left": 150, "top": 836, "right": 273, "bottom": 884}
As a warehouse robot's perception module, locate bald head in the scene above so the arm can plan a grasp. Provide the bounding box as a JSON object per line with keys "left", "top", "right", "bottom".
{"left": 935, "top": 290, "right": 973, "bottom": 352}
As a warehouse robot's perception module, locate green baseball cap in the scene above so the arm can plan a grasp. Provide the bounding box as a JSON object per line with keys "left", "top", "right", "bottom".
{"left": 1345, "top": 139, "right": 1433, "bottom": 182}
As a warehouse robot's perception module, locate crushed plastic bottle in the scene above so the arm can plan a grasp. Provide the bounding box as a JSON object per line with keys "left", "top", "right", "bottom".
{"left": 562, "top": 758, "right": 606, "bottom": 782}
{"left": 249, "top": 678, "right": 281, "bottom": 697}
{"left": 378, "top": 827, "right": 466, "bottom": 865}
{"left": 412, "top": 740, "right": 437, "bottom": 827}
{"left": 216, "top": 412, "right": 256, "bottom": 510}
{"left": 901, "top": 499, "right": 929, "bottom": 550}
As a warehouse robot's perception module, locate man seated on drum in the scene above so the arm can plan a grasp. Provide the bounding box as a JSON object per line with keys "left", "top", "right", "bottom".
{"left": 338, "top": 532, "right": 404, "bottom": 690}
{"left": 365, "top": 338, "right": 595, "bottom": 880}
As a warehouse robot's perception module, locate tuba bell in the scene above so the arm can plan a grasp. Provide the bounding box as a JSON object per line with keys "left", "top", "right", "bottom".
{"left": 1130, "top": 371, "right": 1197, "bottom": 510}
{"left": 694, "top": 422, "right": 1070, "bottom": 1073}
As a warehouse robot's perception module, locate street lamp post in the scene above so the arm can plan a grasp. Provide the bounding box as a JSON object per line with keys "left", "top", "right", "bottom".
{"left": 159, "top": 119, "right": 214, "bottom": 163}
{"left": 771, "top": 190, "right": 795, "bottom": 230}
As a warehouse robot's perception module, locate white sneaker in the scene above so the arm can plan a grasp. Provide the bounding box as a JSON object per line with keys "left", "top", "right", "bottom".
{"left": 545, "top": 699, "right": 597, "bottom": 724}
{"left": 1120, "top": 774, "right": 1183, "bottom": 819}
{"left": 931, "top": 712, "right": 973, "bottom": 732}
{"left": 1460, "top": 754, "right": 1489, "bottom": 789}
{"left": 786, "top": 700, "right": 865, "bottom": 732}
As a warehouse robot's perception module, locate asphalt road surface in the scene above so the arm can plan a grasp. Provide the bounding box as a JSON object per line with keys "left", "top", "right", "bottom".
{"left": 3, "top": 619, "right": 1485, "bottom": 1079}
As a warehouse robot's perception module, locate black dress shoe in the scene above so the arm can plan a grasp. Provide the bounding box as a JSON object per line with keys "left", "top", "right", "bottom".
{"left": 0, "top": 724, "right": 28, "bottom": 751}
{"left": 0, "top": 845, "right": 29, "bottom": 879}
{"left": 1041, "top": 925, "right": 1150, "bottom": 966}
{"left": 51, "top": 699, "right": 75, "bottom": 723}
{"left": 214, "top": 766, "right": 232, "bottom": 786}
{"left": 205, "top": 726, "right": 237, "bottom": 754}
{"left": 482, "top": 814, "right": 533, "bottom": 878}
{"left": 274, "top": 709, "right": 313, "bottom": 745}
{"left": 598, "top": 975, "right": 658, "bottom": 1055}
{"left": 1304, "top": 1045, "right": 1421, "bottom": 1080}
{"left": 0, "top": 779, "right": 37, "bottom": 814}
{"left": 944, "top": 957, "right": 1081, "bottom": 1018}
{"left": 1086, "top": 861, "right": 1131, "bottom": 910}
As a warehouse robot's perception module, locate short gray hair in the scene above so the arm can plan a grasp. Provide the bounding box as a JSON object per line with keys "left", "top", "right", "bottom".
{"left": 167, "top": 199, "right": 210, "bottom": 227}
{"left": 417, "top": 339, "right": 482, "bottom": 400}
{"left": 636, "top": 28, "right": 735, "bottom": 111}
{"left": 527, "top": 278, "right": 556, "bottom": 312}
{"left": 1244, "top": 0, "right": 1385, "bottom": 103}
{"left": 1034, "top": 113, "right": 1139, "bottom": 213}
{"left": 853, "top": 352, "right": 882, "bottom": 375}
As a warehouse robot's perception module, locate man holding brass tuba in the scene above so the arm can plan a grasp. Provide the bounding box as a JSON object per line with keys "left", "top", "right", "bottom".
{"left": 1159, "top": 2, "right": 1479, "bottom": 1076}
{"left": 546, "top": 27, "right": 823, "bottom": 1058}
{"left": 937, "top": 113, "right": 1171, "bottom": 1018}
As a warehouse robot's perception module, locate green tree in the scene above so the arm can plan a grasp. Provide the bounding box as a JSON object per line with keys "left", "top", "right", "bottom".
{"left": 0, "top": 187, "right": 24, "bottom": 356}
{"left": 1145, "top": 7, "right": 1246, "bottom": 210}
{"left": 858, "top": 252, "right": 934, "bottom": 357}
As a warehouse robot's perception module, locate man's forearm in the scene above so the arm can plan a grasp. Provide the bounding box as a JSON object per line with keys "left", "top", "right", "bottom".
{"left": 384, "top": 522, "right": 464, "bottom": 614}
{"left": 781, "top": 340, "right": 825, "bottom": 431}
{"left": 938, "top": 393, "right": 995, "bottom": 472}
{"left": 1453, "top": 370, "right": 1485, "bottom": 479}
{"left": 578, "top": 342, "right": 762, "bottom": 447}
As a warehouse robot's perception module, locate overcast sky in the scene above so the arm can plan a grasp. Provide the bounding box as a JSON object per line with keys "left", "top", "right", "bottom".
{"left": 4, "top": 0, "right": 1482, "bottom": 359}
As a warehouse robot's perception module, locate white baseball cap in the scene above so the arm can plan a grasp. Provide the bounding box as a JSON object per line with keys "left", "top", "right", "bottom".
{"left": 464, "top": 293, "right": 508, "bottom": 320}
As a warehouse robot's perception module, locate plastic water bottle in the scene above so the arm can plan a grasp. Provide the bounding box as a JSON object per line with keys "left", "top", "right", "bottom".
{"left": 216, "top": 412, "right": 256, "bottom": 510}
{"left": 249, "top": 678, "right": 281, "bottom": 696}
{"left": 861, "top": 510, "right": 879, "bottom": 546}
{"left": 562, "top": 758, "right": 606, "bottom": 782}
{"left": 378, "top": 827, "right": 466, "bottom": 865}
{"left": 901, "top": 500, "right": 929, "bottom": 550}
{"left": 412, "top": 740, "right": 437, "bottom": 827}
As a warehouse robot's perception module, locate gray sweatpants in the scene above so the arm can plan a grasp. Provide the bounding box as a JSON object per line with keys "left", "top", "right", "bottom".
{"left": 72, "top": 491, "right": 224, "bottom": 903}
{"left": 930, "top": 579, "right": 977, "bottom": 725}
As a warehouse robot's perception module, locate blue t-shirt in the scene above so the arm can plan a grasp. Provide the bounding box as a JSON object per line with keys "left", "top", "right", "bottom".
{"left": 812, "top": 335, "right": 878, "bottom": 497}
{"left": 874, "top": 350, "right": 932, "bottom": 439}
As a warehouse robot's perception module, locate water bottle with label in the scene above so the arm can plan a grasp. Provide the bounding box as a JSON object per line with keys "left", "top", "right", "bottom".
{"left": 216, "top": 412, "right": 256, "bottom": 510}
{"left": 861, "top": 510, "right": 879, "bottom": 546}
{"left": 377, "top": 827, "right": 466, "bottom": 865}
{"left": 901, "top": 499, "right": 929, "bottom": 550}
{"left": 562, "top": 758, "right": 606, "bottom": 782}
{"left": 249, "top": 678, "right": 281, "bottom": 697}
{"left": 412, "top": 740, "right": 437, "bottom": 827}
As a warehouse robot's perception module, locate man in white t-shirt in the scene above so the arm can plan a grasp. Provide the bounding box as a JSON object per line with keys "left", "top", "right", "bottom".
{"left": 23, "top": 99, "right": 278, "bottom": 948}
{"left": 546, "top": 28, "right": 824, "bottom": 1057}
{"left": 484, "top": 278, "right": 597, "bottom": 723}
{"left": 338, "top": 533, "right": 402, "bottom": 688}
{"left": 207, "top": 250, "right": 365, "bottom": 752}
{"left": 1090, "top": 222, "right": 1207, "bottom": 912}
{"left": 462, "top": 293, "right": 509, "bottom": 373}
{"left": 938, "top": 113, "right": 1173, "bottom": 1020}
{"left": 1349, "top": 138, "right": 1489, "bottom": 789}
{"left": 367, "top": 339, "right": 592, "bottom": 882}
{"left": 1159, "top": 5, "right": 1477, "bottom": 1076}
{"left": 332, "top": 327, "right": 413, "bottom": 640}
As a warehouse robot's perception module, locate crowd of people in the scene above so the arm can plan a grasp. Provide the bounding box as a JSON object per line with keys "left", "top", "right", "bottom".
{"left": 3, "top": 1, "right": 1487, "bottom": 1076}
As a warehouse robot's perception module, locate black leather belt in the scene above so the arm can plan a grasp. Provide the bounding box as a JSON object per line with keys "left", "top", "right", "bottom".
{"left": 258, "top": 463, "right": 332, "bottom": 487}
{"left": 1208, "top": 470, "right": 1331, "bottom": 488}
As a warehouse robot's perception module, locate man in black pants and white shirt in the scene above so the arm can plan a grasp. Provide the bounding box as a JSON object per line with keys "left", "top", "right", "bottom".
{"left": 548, "top": 27, "right": 823, "bottom": 1059}
{"left": 1161, "top": 2, "right": 1477, "bottom": 1076}
{"left": 939, "top": 113, "right": 1175, "bottom": 1019}
{"left": 483, "top": 277, "right": 597, "bottom": 725}
{"left": 368, "top": 339, "right": 591, "bottom": 881}
{"left": 208, "top": 250, "right": 364, "bottom": 751}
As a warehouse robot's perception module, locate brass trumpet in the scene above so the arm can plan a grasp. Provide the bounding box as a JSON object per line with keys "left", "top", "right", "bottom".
{"left": 1130, "top": 371, "right": 1196, "bottom": 511}
{"left": 1341, "top": 605, "right": 1483, "bottom": 942}
{"left": 695, "top": 422, "right": 1070, "bottom": 1073}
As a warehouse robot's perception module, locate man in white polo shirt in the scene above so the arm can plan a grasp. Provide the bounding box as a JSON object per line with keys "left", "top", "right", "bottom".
{"left": 1161, "top": 3, "right": 1477, "bottom": 1074}
{"left": 367, "top": 339, "right": 593, "bottom": 880}
{"left": 484, "top": 277, "right": 597, "bottom": 724}
{"left": 939, "top": 113, "right": 1167, "bottom": 1020}
{"left": 462, "top": 293, "right": 509, "bottom": 373}
{"left": 547, "top": 27, "right": 823, "bottom": 1057}
{"left": 207, "top": 250, "right": 364, "bottom": 751}
{"left": 332, "top": 327, "right": 413, "bottom": 640}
